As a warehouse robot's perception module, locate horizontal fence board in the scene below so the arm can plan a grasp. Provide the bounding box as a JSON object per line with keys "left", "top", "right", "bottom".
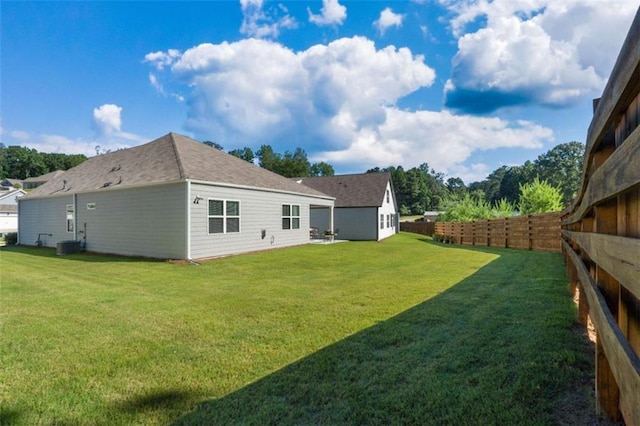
{"left": 563, "top": 127, "right": 640, "bottom": 225}
{"left": 562, "top": 231, "right": 640, "bottom": 302}
{"left": 563, "top": 240, "right": 640, "bottom": 425}
{"left": 435, "top": 212, "right": 562, "bottom": 252}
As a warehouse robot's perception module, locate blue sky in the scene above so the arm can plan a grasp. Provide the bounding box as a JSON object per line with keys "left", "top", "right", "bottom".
{"left": 1, "top": 1, "right": 638, "bottom": 183}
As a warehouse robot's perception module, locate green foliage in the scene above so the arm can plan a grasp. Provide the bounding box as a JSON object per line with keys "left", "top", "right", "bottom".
{"left": 518, "top": 177, "right": 563, "bottom": 214}
{"left": 439, "top": 193, "right": 491, "bottom": 222}
{"left": 491, "top": 198, "right": 516, "bottom": 218}
{"left": 0, "top": 145, "right": 87, "bottom": 179}
{"left": 228, "top": 147, "right": 255, "bottom": 163}
{"left": 533, "top": 141, "right": 584, "bottom": 205}
{"left": 202, "top": 140, "right": 224, "bottom": 150}
{"left": 3, "top": 232, "right": 18, "bottom": 245}
{"left": 255, "top": 145, "right": 333, "bottom": 177}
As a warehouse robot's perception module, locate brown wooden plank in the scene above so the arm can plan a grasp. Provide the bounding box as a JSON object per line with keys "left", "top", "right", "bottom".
{"left": 563, "top": 240, "right": 640, "bottom": 425}
{"left": 562, "top": 231, "right": 640, "bottom": 302}
{"left": 563, "top": 127, "right": 640, "bottom": 225}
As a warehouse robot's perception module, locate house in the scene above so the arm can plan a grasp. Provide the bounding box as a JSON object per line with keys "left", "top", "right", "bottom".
{"left": 0, "top": 188, "right": 26, "bottom": 234}
{"left": 22, "top": 170, "right": 66, "bottom": 189}
{"left": 295, "top": 173, "right": 398, "bottom": 241}
{"left": 18, "top": 133, "right": 334, "bottom": 260}
{"left": 1, "top": 178, "right": 24, "bottom": 189}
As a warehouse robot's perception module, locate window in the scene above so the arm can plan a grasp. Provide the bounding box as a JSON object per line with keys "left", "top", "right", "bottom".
{"left": 208, "top": 199, "right": 240, "bottom": 234}
{"left": 66, "top": 204, "right": 74, "bottom": 233}
{"left": 282, "top": 204, "right": 300, "bottom": 229}
{"left": 391, "top": 214, "right": 395, "bottom": 228}
{"left": 380, "top": 214, "right": 384, "bottom": 229}
{"left": 386, "top": 189, "right": 390, "bottom": 203}
{"left": 386, "top": 214, "right": 390, "bottom": 228}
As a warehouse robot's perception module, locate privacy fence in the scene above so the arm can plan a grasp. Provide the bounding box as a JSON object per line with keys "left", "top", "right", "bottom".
{"left": 561, "top": 9, "right": 640, "bottom": 424}
{"left": 399, "top": 221, "right": 435, "bottom": 237}
{"left": 433, "top": 212, "right": 561, "bottom": 252}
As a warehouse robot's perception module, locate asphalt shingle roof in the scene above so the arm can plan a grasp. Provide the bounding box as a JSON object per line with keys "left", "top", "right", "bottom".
{"left": 24, "top": 133, "right": 333, "bottom": 199}
{"left": 295, "top": 173, "right": 392, "bottom": 207}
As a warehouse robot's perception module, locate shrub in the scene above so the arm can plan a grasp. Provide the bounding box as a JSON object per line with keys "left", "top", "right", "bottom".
{"left": 518, "top": 177, "right": 563, "bottom": 214}
{"left": 4, "top": 232, "right": 18, "bottom": 245}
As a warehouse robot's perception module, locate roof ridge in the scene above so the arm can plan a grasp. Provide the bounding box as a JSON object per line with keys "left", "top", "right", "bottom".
{"left": 168, "top": 132, "right": 187, "bottom": 179}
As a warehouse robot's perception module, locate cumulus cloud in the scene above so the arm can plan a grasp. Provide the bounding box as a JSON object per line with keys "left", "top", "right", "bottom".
{"left": 374, "top": 8, "right": 405, "bottom": 36}
{"left": 441, "top": 0, "right": 637, "bottom": 113}
{"left": 308, "top": 0, "right": 347, "bottom": 26}
{"left": 93, "top": 104, "right": 122, "bottom": 137}
{"left": 143, "top": 49, "right": 181, "bottom": 70}
{"left": 239, "top": 0, "right": 297, "bottom": 38}
{"left": 145, "top": 37, "right": 553, "bottom": 179}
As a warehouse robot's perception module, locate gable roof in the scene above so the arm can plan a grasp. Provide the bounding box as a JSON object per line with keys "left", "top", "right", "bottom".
{"left": 0, "top": 188, "right": 26, "bottom": 204}
{"left": 295, "top": 173, "right": 393, "bottom": 208}
{"left": 22, "top": 170, "right": 66, "bottom": 183}
{"left": 23, "top": 133, "right": 332, "bottom": 199}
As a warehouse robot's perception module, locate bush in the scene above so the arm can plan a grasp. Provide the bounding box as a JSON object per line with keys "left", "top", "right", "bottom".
{"left": 4, "top": 232, "right": 18, "bottom": 245}
{"left": 518, "top": 177, "right": 563, "bottom": 214}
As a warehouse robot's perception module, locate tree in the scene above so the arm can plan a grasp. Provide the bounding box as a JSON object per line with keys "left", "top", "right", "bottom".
{"left": 518, "top": 177, "right": 563, "bottom": 214}
{"left": 228, "top": 147, "right": 255, "bottom": 163}
{"left": 497, "top": 161, "right": 535, "bottom": 204}
{"left": 533, "top": 141, "right": 584, "bottom": 205}
{"left": 446, "top": 177, "right": 467, "bottom": 199}
{"left": 203, "top": 141, "right": 224, "bottom": 150}
{"left": 0, "top": 146, "right": 47, "bottom": 179}
{"left": 309, "top": 161, "right": 334, "bottom": 176}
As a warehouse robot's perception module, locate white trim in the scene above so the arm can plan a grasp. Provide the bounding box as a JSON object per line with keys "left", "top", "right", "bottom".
{"left": 186, "top": 181, "right": 192, "bottom": 260}
{"left": 281, "top": 203, "right": 301, "bottom": 230}
{"left": 207, "top": 198, "right": 241, "bottom": 234}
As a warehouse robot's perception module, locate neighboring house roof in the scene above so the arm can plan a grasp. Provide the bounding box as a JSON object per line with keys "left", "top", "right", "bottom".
{"left": 0, "top": 188, "right": 26, "bottom": 204}
{"left": 0, "top": 178, "right": 23, "bottom": 188}
{"left": 22, "top": 170, "right": 66, "bottom": 184}
{"left": 0, "top": 205, "right": 18, "bottom": 214}
{"left": 295, "top": 173, "right": 393, "bottom": 208}
{"left": 23, "top": 133, "right": 333, "bottom": 200}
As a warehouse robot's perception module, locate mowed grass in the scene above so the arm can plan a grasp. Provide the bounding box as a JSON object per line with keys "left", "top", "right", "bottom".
{"left": 0, "top": 233, "right": 593, "bottom": 425}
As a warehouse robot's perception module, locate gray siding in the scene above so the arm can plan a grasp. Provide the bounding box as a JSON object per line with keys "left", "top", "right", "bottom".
{"left": 75, "top": 183, "right": 187, "bottom": 259}
{"left": 334, "top": 207, "right": 378, "bottom": 241}
{"left": 190, "top": 183, "right": 332, "bottom": 259}
{"left": 19, "top": 183, "right": 188, "bottom": 259}
{"left": 18, "top": 196, "right": 73, "bottom": 247}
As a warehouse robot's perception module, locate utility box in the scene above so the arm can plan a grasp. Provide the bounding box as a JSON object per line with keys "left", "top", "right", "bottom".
{"left": 56, "top": 240, "right": 81, "bottom": 255}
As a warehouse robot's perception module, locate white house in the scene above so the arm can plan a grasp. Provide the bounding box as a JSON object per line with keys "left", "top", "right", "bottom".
{"left": 296, "top": 173, "right": 399, "bottom": 241}
{"left": 0, "top": 188, "right": 26, "bottom": 235}
{"left": 18, "top": 133, "right": 335, "bottom": 259}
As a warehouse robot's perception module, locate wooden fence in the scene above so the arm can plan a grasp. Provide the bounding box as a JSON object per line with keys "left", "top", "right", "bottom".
{"left": 399, "top": 221, "right": 435, "bottom": 237}
{"left": 561, "top": 8, "right": 640, "bottom": 424}
{"left": 433, "top": 212, "right": 562, "bottom": 252}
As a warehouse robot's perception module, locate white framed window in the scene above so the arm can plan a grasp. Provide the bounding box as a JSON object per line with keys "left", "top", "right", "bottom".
{"left": 386, "top": 189, "right": 390, "bottom": 203}
{"left": 66, "top": 204, "right": 74, "bottom": 233}
{"left": 380, "top": 214, "right": 384, "bottom": 229}
{"left": 208, "top": 199, "right": 240, "bottom": 234}
{"left": 391, "top": 214, "right": 395, "bottom": 228}
{"left": 386, "top": 214, "right": 390, "bottom": 228}
{"left": 282, "top": 204, "right": 300, "bottom": 230}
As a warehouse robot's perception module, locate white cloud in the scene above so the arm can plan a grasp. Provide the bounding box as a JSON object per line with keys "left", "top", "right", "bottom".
{"left": 145, "top": 37, "right": 553, "bottom": 177}
{"left": 373, "top": 8, "right": 405, "bottom": 36}
{"left": 143, "top": 49, "right": 181, "bottom": 70}
{"left": 308, "top": 0, "right": 347, "bottom": 26}
{"left": 441, "top": 0, "right": 638, "bottom": 112}
{"left": 93, "top": 104, "right": 122, "bottom": 137}
{"left": 239, "top": 0, "right": 297, "bottom": 38}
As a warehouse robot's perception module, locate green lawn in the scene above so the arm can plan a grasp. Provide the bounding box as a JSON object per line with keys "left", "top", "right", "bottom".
{"left": 0, "top": 233, "right": 594, "bottom": 425}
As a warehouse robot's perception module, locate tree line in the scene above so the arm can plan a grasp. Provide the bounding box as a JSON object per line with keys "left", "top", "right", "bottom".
{"left": 1, "top": 139, "right": 584, "bottom": 217}
{"left": 0, "top": 144, "right": 87, "bottom": 181}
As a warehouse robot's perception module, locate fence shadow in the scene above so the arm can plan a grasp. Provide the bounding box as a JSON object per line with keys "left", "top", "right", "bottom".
{"left": 170, "top": 249, "right": 594, "bottom": 425}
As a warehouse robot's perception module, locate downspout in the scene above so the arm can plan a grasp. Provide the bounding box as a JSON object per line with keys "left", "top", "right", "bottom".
{"left": 73, "top": 193, "right": 78, "bottom": 241}
{"left": 186, "top": 180, "right": 192, "bottom": 260}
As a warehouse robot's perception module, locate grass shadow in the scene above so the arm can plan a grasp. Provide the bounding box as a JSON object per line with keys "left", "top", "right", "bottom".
{"left": 116, "top": 390, "right": 201, "bottom": 414}
{"left": 172, "top": 249, "right": 595, "bottom": 425}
